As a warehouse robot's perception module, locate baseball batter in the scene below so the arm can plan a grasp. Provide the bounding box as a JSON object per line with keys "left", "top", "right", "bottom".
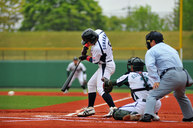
{"left": 66, "top": 57, "right": 87, "bottom": 94}
{"left": 103, "top": 57, "right": 161, "bottom": 121}
{"left": 77, "top": 28, "right": 117, "bottom": 117}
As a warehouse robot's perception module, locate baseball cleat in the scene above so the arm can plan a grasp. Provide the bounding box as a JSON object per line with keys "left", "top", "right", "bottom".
{"left": 123, "top": 114, "right": 141, "bottom": 121}
{"left": 77, "top": 107, "right": 95, "bottom": 117}
{"left": 152, "top": 114, "right": 160, "bottom": 121}
{"left": 63, "top": 90, "right": 69, "bottom": 94}
{"left": 103, "top": 107, "right": 117, "bottom": 117}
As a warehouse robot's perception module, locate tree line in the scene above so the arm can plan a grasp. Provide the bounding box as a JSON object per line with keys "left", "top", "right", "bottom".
{"left": 0, "top": 0, "right": 192, "bottom": 32}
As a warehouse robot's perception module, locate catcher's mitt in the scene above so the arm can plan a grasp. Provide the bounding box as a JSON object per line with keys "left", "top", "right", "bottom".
{"left": 102, "top": 77, "right": 113, "bottom": 93}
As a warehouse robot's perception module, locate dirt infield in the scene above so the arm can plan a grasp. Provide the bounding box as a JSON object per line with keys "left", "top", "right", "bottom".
{"left": 0, "top": 92, "right": 193, "bottom": 128}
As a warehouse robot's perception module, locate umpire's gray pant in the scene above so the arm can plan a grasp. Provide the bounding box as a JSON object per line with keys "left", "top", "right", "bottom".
{"left": 144, "top": 68, "right": 193, "bottom": 119}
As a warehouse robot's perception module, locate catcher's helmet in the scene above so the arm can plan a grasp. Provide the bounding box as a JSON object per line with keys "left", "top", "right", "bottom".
{"left": 81, "top": 28, "right": 98, "bottom": 45}
{"left": 146, "top": 31, "right": 164, "bottom": 49}
{"left": 127, "top": 57, "right": 145, "bottom": 72}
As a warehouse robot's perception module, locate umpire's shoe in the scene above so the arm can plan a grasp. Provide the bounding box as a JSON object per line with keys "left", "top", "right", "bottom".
{"left": 140, "top": 114, "right": 154, "bottom": 122}
{"left": 77, "top": 107, "right": 95, "bottom": 117}
{"left": 182, "top": 117, "right": 193, "bottom": 122}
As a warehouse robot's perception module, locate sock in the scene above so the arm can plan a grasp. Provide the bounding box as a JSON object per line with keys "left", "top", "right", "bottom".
{"left": 102, "top": 93, "right": 115, "bottom": 107}
{"left": 88, "top": 92, "right": 96, "bottom": 107}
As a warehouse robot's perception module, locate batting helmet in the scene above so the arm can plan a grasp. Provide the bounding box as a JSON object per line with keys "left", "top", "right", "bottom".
{"left": 127, "top": 57, "right": 145, "bottom": 72}
{"left": 81, "top": 28, "right": 98, "bottom": 45}
{"left": 146, "top": 31, "right": 164, "bottom": 49}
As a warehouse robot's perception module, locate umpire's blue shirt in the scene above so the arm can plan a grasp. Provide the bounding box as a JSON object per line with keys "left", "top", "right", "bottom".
{"left": 145, "top": 42, "right": 183, "bottom": 83}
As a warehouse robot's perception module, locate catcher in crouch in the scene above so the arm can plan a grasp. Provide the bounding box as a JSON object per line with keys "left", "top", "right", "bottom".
{"left": 102, "top": 57, "right": 161, "bottom": 121}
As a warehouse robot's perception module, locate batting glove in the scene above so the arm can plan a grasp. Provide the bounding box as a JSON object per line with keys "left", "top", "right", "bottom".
{"left": 79, "top": 55, "right": 88, "bottom": 61}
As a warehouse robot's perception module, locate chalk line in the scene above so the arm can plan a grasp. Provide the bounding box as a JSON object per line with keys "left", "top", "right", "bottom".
{"left": 65, "top": 96, "right": 132, "bottom": 116}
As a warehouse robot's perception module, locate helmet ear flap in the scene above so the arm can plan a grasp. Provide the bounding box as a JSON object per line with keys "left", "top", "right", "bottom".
{"left": 90, "top": 34, "right": 98, "bottom": 44}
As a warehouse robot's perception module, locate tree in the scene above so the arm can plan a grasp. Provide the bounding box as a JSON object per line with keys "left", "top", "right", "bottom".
{"left": 182, "top": 0, "right": 193, "bottom": 30}
{"left": 20, "top": 0, "right": 107, "bottom": 31}
{"left": 173, "top": 0, "right": 193, "bottom": 30}
{"left": 0, "top": 0, "right": 24, "bottom": 32}
{"left": 124, "top": 5, "right": 169, "bottom": 31}
{"left": 106, "top": 16, "right": 124, "bottom": 31}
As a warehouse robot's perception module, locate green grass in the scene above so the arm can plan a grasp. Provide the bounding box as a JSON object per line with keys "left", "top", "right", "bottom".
{"left": 0, "top": 88, "right": 88, "bottom": 109}
{"left": 0, "top": 88, "right": 192, "bottom": 109}
{"left": 0, "top": 31, "right": 193, "bottom": 60}
{"left": 1, "top": 87, "right": 193, "bottom": 93}
{"left": 0, "top": 88, "right": 82, "bottom": 92}
{"left": 185, "top": 89, "right": 193, "bottom": 94}
{"left": 0, "top": 95, "right": 87, "bottom": 109}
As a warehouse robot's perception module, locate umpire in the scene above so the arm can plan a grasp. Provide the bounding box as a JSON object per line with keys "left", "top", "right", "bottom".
{"left": 140, "top": 31, "right": 193, "bottom": 122}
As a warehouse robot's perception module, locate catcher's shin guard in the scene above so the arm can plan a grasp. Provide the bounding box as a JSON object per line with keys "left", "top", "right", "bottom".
{"left": 112, "top": 109, "right": 132, "bottom": 120}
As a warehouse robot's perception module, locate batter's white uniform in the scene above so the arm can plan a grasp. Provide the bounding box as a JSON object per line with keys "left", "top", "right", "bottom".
{"left": 88, "top": 29, "right": 115, "bottom": 96}
{"left": 116, "top": 72, "right": 161, "bottom": 115}
{"left": 66, "top": 62, "right": 87, "bottom": 87}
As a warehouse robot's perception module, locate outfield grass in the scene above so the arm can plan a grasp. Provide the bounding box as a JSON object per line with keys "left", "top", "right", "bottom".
{"left": 0, "top": 95, "right": 87, "bottom": 109}
{"left": 0, "top": 88, "right": 192, "bottom": 109}
{"left": 0, "top": 88, "right": 130, "bottom": 93}
{"left": 0, "top": 88, "right": 80, "bottom": 92}
{"left": 0, "top": 31, "right": 193, "bottom": 60}
{"left": 1, "top": 88, "right": 193, "bottom": 93}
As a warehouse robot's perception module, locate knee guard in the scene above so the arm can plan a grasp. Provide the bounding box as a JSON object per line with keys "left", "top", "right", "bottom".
{"left": 112, "top": 109, "right": 132, "bottom": 120}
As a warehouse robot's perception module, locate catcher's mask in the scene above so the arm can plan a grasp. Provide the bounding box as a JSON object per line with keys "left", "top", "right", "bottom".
{"left": 81, "top": 28, "right": 99, "bottom": 45}
{"left": 146, "top": 31, "right": 164, "bottom": 49}
{"left": 127, "top": 57, "right": 145, "bottom": 72}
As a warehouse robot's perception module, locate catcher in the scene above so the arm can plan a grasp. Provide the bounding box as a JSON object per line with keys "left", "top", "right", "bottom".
{"left": 102, "top": 57, "right": 162, "bottom": 121}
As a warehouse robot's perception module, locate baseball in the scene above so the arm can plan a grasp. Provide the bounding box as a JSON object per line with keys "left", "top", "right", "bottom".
{"left": 8, "top": 91, "right": 15, "bottom": 96}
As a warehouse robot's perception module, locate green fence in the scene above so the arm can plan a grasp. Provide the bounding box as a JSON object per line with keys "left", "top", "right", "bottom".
{"left": 0, "top": 60, "right": 193, "bottom": 89}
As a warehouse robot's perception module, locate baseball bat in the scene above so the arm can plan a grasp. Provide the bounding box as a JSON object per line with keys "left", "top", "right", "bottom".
{"left": 61, "top": 60, "right": 82, "bottom": 92}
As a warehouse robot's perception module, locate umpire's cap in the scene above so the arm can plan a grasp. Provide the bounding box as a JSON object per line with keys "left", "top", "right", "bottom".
{"left": 146, "top": 31, "right": 164, "bottom": 49}
{"left": 81, "top": 28, "right": 98, "bottom": 45}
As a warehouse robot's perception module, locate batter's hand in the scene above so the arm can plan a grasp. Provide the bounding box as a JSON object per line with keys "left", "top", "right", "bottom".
{"left": 81, "top": 46, "right": 89, "bottom": 55}
{"left": 79, "top": 55, "right": 87, "bottom": 61}
{"left": 153, "top": 82, "right": 160, "bottom": 89}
